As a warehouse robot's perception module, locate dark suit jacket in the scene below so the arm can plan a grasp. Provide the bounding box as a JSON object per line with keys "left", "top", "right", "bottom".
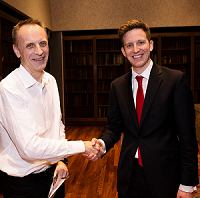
{"left": 99, "top": 63, "right": 199, "bottom": 198}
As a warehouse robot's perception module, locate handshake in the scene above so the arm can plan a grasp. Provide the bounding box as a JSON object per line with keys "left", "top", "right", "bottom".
{"left": 83, "top": 138, "right": 104, "bottom": 161}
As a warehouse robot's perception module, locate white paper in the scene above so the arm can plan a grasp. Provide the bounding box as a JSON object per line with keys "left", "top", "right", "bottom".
{"left": 48, "top": 177, "right": 66, "bottom": 198}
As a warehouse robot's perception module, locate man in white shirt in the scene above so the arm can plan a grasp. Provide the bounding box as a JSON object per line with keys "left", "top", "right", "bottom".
{"left": 0, "top": 18, "right": 101, "bottom": 198}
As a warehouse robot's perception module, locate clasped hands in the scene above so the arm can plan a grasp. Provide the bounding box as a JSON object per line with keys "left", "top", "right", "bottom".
{"left": 53, "top": 138, "right": 103, "bottom": 188}
{"left": 83, "top": 138, "right": 104, "bottom": 161}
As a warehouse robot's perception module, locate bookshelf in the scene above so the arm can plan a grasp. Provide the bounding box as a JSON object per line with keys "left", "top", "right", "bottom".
{"left": 64, "top": 39, "right": 94, "bottom": 119}
{"left": 96, "top": 38, "right": 124, "bottom": 119}
{"left": 0, "top": 18, "right": 20, "bottom": 80}
{"left": 63, "top": 35, "right": 127, "bottom": 125}
{"left": 161, "top": 36, "right": 191, "bottom": 77}
{"left": 63, "top": 31, "right": 200, "bottom": 125}
{"left": 151, "top": 37, "right": 158, "bottom": 63}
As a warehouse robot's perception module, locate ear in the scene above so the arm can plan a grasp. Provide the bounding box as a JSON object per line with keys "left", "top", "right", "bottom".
{"left": 13, "top": 44, "right": 20, "bottom": 58}
{"left": 121, "top": 47, "right": 127, "bottom": 57}
{"left": 150, "top": 40, "right": 154, "bottom": 52}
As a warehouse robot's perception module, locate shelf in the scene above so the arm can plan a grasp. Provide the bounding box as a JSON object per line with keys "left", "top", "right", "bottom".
{"left": 63, "top": 32, "right": 200, "bottom": 124}
{"left": 0, "top": 18, "right": 20, "bottom": 79}
{"left": 66, "top": 105, "right": 94, "bottom": 118}
{"left": 161, "top": 48, "right": 190, "bottom": 51}
{"left": 64, "top": 40, "right": 93, "bottom": 53}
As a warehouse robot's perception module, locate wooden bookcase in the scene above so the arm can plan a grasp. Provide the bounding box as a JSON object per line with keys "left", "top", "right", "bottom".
{"left": 63, "top": 31, "right": 200, "bottom": 125}
{"left": 151, "top": 32, "right": 200, "bottom": 103}
{"left": 0, "top": 17, "right": 20, "bottom": 80}
{"left": 63, "top": 35, "right": 128, "bottom": 125}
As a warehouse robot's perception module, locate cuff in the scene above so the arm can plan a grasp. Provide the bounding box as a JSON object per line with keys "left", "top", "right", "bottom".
{"left": 179, "top": 184, "right": 196, "bottom": 193}
{"left": 98, "top": 139, "right": 106, "bottom": 154}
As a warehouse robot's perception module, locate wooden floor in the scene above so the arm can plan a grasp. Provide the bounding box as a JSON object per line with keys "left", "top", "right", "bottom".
{"left": 64, "top": 126, "right": 119, "bottom": 198}
{"left": 0, "top": 126, "right": 119, "bottom": 198}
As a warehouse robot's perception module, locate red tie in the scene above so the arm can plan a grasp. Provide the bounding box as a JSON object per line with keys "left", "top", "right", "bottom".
{"left": 136, "top": 76, "right": 144, "bottom": 167}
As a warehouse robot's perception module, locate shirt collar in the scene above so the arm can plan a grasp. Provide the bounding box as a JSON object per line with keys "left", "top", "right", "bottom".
{"left": 17, "top": 64, "right": 49, "bottom": 89}
{"left": 131, "top": 59, "right": 153, "bottom": 80}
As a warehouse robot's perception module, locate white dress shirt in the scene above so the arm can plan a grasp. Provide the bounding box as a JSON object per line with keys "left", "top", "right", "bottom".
{"left": 132, "top": 60, "right": 153, "bottom": 158}
{"left": 0, "top": 65, "right": 85, "bottom": 177}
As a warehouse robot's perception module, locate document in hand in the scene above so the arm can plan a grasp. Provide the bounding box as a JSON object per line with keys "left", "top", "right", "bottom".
{"left": 48, "top": 177, "right": 66, "bottom": 198}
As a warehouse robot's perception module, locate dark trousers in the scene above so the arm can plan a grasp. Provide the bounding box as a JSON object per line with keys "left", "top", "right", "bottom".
{"left": 1, "top": 165, "right": 65, "bottom": 198}
{"left": 118, "top": 160, "right": 154, "bottom": 198}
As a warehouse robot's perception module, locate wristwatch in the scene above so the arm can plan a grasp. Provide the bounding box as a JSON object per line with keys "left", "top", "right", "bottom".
{"left": 61, "top": 158, "right": 68, "bottom": 166}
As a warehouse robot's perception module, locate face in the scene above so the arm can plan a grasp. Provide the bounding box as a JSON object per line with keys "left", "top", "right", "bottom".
{"left": 13, "top": 24, "right": 49, "bottom": 81}
{"left": 121, "top": 28, "right": 153, "bottom": 74}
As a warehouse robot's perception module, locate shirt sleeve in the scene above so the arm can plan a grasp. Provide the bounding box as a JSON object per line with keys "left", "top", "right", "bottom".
{"left": 0, "top": 85, "right": 85, "bottom": 162}
{"left": 179, "top": 184, "right": 196, "bottom": 193}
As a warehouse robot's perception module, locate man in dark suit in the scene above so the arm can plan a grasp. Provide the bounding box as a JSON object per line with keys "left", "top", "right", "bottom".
{"left": 86, "top": 20, "right": 199, "bottom": 198}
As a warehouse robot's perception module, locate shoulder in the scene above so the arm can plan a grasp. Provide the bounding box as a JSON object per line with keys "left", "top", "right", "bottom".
{"left": 0, "top": 69, "right": 20, "bottom": 90}
{"left": 153, "top": 63, "right": 186, "bottom": 80}
{"left": 43, "top": 71, "right": 58, "bottom": 85}
{"left": 112, "top": 71, "right": 131, "bottom": 85}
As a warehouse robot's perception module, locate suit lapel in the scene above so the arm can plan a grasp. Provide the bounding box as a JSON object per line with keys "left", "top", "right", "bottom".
{"left": 123, "top": 70, "right": 139, "bottom": 128}
{"left": 140, "top": 63, "right": 163, "bottom": 126}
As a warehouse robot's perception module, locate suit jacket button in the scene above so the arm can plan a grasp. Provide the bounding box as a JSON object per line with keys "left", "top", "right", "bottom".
{"left": 139, "top": 137, "right": 142, "bottom": 141}
{"left": 131, "top": 154, "right": 134, "bottom": 157}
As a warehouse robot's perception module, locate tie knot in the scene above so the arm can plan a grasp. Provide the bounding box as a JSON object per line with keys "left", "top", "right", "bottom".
{"left": 136, "top": 76, "right": 143, "bottom": 84}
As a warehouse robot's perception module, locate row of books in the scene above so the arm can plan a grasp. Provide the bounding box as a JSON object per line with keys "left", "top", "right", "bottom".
{"left": 66, "top": 81, "right": 94, "bottom": 92}
{"left": 1, "top": 19, "right": 13, "bottom": 42}
{"left": 151, "top": 37, "right": 157, "bottom": 50}
{"left": 161, "top": 38, "right": 190, "bottom": 50}
{"left": 195, "top": 76, "right": 200, "bottom": 89}
{"left": 65, "top": 40, "right": 93, "bottom": 52}
{"left": 66, "top": 106, "right": 94, "bottom": 118}
{"left": 98, "top": 106, "right": 108, "bottom": 118}
{"left": 195, "top": 60, "right": 200, "bottom": 73}
{"left": 65, "top": 94, "right": 94, "bottom": 106}
{"left": 98, "top": 66, "right": 124, "bottom": 79}
{"left": 97, "top": 53, "right": 124, "bottom": 65}
{"left": 194, "top": 90, "right": 200, "bottom": 104}
{"left": 162, "top": 55, "right": 188, "bottom": 64}
{"left": 195, "top": 44, "right": 200, "bottom": 58}
{"left": 66, "top": 67, "right": 93, "bottom": 79}
{"left": 65, "top": 53, "right": 93, "bottom": 66}
{"left": 97, "top": 80, "right": 112, "bottom": 92}
{"left": 150, "top": 53, "right": 157, "bottom": 63}
{"left": 96, "top": 39, "right": 121, "bottom": 51}
{"left": 2, "top": 41, "right": 18, "bottom": 63}
{"left": 98, "top": 94, "right": 109, "bottom": 105}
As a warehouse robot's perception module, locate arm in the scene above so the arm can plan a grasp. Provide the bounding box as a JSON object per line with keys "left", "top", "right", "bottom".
{"left": 173, "top": 73, "right": 198, "bottom": 186}
{"left": 0, "top": 85, "right": 97, "bottom": 162}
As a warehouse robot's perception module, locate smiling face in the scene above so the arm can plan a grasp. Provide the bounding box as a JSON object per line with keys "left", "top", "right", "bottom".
{"left": 121, "top": 28, "right": 153, "bottom": 74}
{"left": 13, "top": 24, "right": 49, "bottom": 82}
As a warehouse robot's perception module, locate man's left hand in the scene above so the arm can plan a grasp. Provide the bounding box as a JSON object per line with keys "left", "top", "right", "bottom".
{"left": 177, "top": 189, "right": 193, "bottom": 198}
{"left": 53, "top": 161, "right": 69, "bottom": 188}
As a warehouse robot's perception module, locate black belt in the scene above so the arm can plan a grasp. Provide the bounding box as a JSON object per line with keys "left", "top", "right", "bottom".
{"left": 4, "top": 164, "right": 56, "bottom": 182}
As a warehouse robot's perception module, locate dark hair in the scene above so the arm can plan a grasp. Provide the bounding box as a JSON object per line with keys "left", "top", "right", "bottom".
{"left": 118, "top": 20, "right": 151, "bottom": 47}
{"left": 12, "top": 18, "right": 46, "bottom": 45}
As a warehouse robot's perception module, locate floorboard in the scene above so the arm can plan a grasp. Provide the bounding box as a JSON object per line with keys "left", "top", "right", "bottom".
{"left": 1, "top": 126, "right": 200, "bottom": 197}
{"left": 64, "top": 126, "right": 118, "bottom": 198}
